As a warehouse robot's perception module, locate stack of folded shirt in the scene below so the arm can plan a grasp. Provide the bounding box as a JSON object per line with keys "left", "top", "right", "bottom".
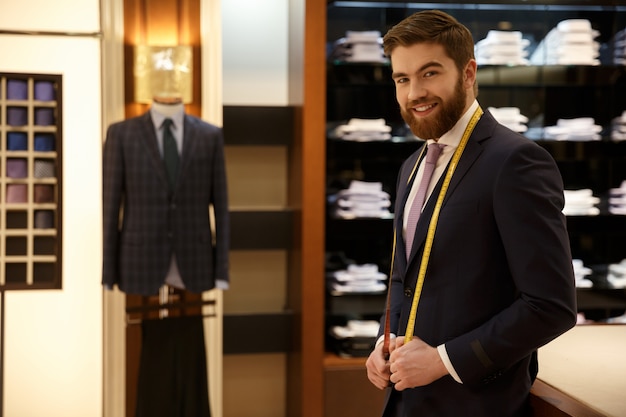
{"left": 612, "top": 28, "right": 626, "bottom": 65}
{"left": 610, "top": 110, "right": 626, "bottom": 141}
{"left": 563, "top": 189, "right": 600, "bottom": 216}
{"left": 572, "top": 259, "right": 593, "bottom": 288}
{"left": 607, "top": 259, "right": 626, "bottom": 289}
{"left": 330, "top": 320, "right": 380, "bottom": 338}
{"left": 609, "top": 180, "right": 626, "bottom": 215}
{"left": 329, "top": 30, "right": 387, "bottom": 63}
{"left": 329, "top": 320, "right": 380, "bottom": 357}
{"left": 488, "top": 107, "right": 529, "bottom": 133}
{"left": 543, "top": 117, "right": 602, "bottom": 141}
{"left": 328, "top": 263, "right": 387, "bottom": 294}
{"left": 333, "top": 118, "right": 392, "bottom": 142}
{"left": 475, "top": 30, "right": 530, "bottom": 66}
{"left": 530, "top": 19, "right": 600, "bottom": 65}
{"left": 329, "top": 180, "right": 392, "bottom": 219}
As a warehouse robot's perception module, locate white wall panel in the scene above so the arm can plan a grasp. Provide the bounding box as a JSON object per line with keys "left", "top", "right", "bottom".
{"left": 0, "top": 0, "right": 100, "bottom": 33}
{"left": 0, "top": 34, "right": 102, "bottom": 417}
{"left": 222, "top": 0, "right": 289, "bottom": 106}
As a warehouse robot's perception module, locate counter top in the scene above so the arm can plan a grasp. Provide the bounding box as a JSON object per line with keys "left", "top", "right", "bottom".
{"left": 536, "top": 324, "right": 626, "bottom": 417}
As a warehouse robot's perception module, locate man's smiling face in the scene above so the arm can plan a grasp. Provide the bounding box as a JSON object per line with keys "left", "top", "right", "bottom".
{"left": 391, "top": 42, "right": 474, "bottom": 140}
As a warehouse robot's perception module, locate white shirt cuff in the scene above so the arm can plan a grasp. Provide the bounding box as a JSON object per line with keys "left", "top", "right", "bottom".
{"left": 437, "top": 344, "right": 463, "bottom": 384}
{"left": 375, "top": 333, "right": 396, "bottom": 348}
{"left": 215, "top": 279, "right": 229, "bottom": 290}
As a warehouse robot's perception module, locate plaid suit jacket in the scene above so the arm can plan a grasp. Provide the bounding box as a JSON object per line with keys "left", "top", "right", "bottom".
{"left": 102, "top": 111, "right": 229, "bottom": 295}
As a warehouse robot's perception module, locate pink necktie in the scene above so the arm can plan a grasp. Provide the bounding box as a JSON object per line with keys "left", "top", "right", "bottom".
{"left": 405, "top": 143, "right": 444, "bottom": 258}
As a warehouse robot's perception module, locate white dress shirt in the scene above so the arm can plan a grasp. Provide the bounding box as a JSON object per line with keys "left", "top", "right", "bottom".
{"left": 150, "top": 102, "right": 229, "bottom": 291}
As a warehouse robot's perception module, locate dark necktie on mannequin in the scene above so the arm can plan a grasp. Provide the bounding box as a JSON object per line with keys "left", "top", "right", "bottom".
{"left": 162, "top": 118, "right": 179, "bottom": 190}
{"left": 405, "top": 142, "right": 445, "bottom": 258}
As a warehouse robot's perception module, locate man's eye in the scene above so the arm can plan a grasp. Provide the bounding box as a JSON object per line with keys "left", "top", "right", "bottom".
{"left": 395, "top": 78, "right": 408, "bottom": 84}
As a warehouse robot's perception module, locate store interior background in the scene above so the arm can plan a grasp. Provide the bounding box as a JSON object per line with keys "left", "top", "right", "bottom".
{"left": 0, "top": 0, "right": 625, "bottom": 417}
{"left": 0, "top": 0, "right": 309, "bottom": 416}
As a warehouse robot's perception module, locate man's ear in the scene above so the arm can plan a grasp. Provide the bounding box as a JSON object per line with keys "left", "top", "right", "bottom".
{"left": 463, "top": 59, "right": 478, "bottom": 89}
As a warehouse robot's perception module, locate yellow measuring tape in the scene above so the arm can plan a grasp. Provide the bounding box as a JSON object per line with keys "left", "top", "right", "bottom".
{"left": 402, "top": 106, "right": 483, "bottom": 344}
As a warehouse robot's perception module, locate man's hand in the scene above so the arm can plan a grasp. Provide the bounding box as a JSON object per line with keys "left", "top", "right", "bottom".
{"left": 366, "top": 336, "right": 396, "bottom": 390}
{"left": 388, "top": 336, "right": 449, "bottom": 391}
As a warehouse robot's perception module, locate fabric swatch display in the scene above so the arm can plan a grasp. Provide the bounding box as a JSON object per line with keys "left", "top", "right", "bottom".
{"left": 34, "top": 108, "right": 55, "bottom": 126}
{"left": 475, "top": 30, "right": 530, "bottom": 66}
{"left": 35, "top": 210, "right": 54, "bottom": 229}
{"left": 6, "top": 158, "right": 27, "bottom": 178}
{"left": 34, "top": 81, "right": 55, "bottom": 101}
{"left": 530, "top": 19, "right": 600, "bottom": 65}
{"left": 34, "top": 210, "right": 54, "bottom": 229}
{"left": 563, "top": 188, "right": 600, "bottom": 216}
{"left": 543, "top": 117, "right": 602, "bottom": 141}
{"left": 7, "top": 106, "right": 27, "bottom": 126}
{"left": 609, "top": 180, "right": 626, "bottom": 215}
{"left": 328, "top": 263, "right": 387, "bottom": 295}
{"left": 572, "top": 259, "right": 593, "bottom": 288}
{"left": 7, "top": 79, "right": 28, "bottom": 100}
{"left": 34, "top": 160, "right": 56, "bottom": 178}
{"left": 611, "top": 110, "right": 626, "bottom": 141}
{"left": 488, "top": 107, "right": 529, "bottom": 133}
{"left": 6, "top": 184, "right": 28, "bottom": 203}
{"left": 7, "top": 132, "right": 28, "bottom": 151}
{"left": 329, "top": 30, "right": 387, "bottom": 63}
{"left": 34, "top": 133, "right": 55, "bottom": 151}
{"left": 329, "top": 180, "right": 391, "bottom": 219}
{"left": 34, "top": 184, "right": 54, "bottom": 203}
{"left": 332, "top": 118, "right": 392, "bottom": 142}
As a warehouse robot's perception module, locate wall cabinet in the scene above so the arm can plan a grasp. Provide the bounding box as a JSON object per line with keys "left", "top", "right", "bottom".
{"left": 323, "top": 1, "right": 626, "bottom": 407}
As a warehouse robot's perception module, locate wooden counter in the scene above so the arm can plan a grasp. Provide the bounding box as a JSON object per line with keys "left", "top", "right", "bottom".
{"left": 531, "top": 324, "right": 626, "bottom": 417}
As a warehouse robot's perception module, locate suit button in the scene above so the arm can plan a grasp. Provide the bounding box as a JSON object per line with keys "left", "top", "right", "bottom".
{"left": 404, "top": 287, "right": 412, "bottom": 297}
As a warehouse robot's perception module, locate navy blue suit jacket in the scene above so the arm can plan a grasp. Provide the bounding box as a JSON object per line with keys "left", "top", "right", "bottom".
{"left": 381, "top": 109, "right": 576, "bottom": 416}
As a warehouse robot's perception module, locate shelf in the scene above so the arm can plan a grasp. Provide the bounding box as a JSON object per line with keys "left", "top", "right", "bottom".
{"left": 318, "top": 2, "right": 626, "bottom": 415}
{"left": 323, "top": 352, "right": 367, "bottom": 368}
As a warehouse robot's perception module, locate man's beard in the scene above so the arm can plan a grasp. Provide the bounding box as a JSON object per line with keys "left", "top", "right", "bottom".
{"left": 401, "top": 76, "right": 467, "bottom": 140}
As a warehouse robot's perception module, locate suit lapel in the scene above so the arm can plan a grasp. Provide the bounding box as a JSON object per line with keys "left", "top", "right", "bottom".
{"left": 178, "top": 115, "right": 197, "bottom": 185}
{"left": 405, "top": 113, "right": 491, "bottom": 268}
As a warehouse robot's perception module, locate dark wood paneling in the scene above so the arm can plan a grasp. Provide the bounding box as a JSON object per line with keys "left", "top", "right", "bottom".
{"left": 324, "top": 361, "right": 386, "bottom": 417}
{"left": 223, "top": 106, "right": 294, "bottom": 145}
{"left": 223, "top": 312, "right": 293, "bottom": 354}
{"left": 230, "top": 210, "right": 293, "bottom": 250}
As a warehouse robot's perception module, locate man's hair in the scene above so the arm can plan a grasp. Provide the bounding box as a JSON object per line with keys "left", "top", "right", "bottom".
{"left": 383, "top": 10, "right": 475, "bottom": 74}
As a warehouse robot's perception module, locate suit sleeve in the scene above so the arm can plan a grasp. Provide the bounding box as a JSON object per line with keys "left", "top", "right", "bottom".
{"left": 210, "top": 127, "right": 230, "bottom": 283}
{"left": 102, "top": 123, "right": 125, "bottom": 289}
{"left": 445, "top": 140, "right": 577, "bottom": 386}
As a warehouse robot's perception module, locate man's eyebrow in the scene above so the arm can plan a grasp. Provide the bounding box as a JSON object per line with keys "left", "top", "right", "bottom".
{"left": 391, "top": 61, "right": 444, "bottom": 79}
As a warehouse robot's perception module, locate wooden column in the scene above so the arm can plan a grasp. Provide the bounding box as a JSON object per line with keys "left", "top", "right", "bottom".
{"left": 287, "top": 0, "right": 327, "bottom": 416}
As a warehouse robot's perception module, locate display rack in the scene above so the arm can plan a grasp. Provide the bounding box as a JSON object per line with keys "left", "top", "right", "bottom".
{"left": 0, "top": 73, "right": 62, "bottom": 290}
{"left": 0, "top": 72, "right": 62, "bottom": 417}
{"left": 323, "top": 2, "right": 626, "bottom": 415}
